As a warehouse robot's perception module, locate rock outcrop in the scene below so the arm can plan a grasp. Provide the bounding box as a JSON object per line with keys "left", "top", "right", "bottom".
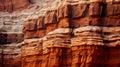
{"left": 0, "top": 0, "right": 30, "bottom": 12}
{"left": 0, "top": 0, "right": 120, "bottom": 67}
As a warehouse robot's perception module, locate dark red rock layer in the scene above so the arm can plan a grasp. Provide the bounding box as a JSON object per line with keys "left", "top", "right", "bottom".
{"left": 0, "top": 0, "right": 30, "bottom": 12}
{"left": 0, "top": 33, "right": 24, "bottom": 44}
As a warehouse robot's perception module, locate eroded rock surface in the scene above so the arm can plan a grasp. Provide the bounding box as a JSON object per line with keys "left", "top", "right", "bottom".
{"left": 0, "top": 0, "right": 120, "bottom": 67}
{"left": 0, "top": 0, "right": 31, "bottom": 12}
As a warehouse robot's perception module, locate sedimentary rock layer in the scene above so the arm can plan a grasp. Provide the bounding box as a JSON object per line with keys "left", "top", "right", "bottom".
{"left": 0, "top": 0, "right": 30, "bottom": 12}
{"left": 0, "top": 0, "right": 120, "bottom": 67}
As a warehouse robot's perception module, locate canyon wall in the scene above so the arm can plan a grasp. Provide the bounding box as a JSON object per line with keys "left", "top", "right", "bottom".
{"left": 0, "top": 0, "right": 30, "bottom": 12}
{"left": 0, "top": 0, "right": 31, "bottom": 45}
{"left": 0, "top": 0, "right": 120, "bottom": 67}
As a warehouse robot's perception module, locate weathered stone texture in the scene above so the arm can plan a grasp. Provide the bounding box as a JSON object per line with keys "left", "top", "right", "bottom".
{"left": 21, "top": 0, "right": 120, "bottom": 67}
{"left": 0, "top": 0, "right": 120, "bottom": 67}
{"left": 0, "top": 0, "right": 30, "bottom": 12}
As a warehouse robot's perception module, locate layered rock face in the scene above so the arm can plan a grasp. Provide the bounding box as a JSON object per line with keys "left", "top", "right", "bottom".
{"left": 0, "top": 0, "right": 31, "bottom": 48}
{"left": 0, "top": 0, "right": 57, "bottom": 67}
{"left": 0, "top": 0, "right": 56, "bottom": 44}
{"left": 0, "top": 0, "right": 30, "bottom": 12}
{"left": 0, "top": 0, "right": 120, "bottom": 67}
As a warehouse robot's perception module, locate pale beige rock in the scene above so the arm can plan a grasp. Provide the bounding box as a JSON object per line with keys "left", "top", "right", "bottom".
{"left": 74, "top": 26, "right": 101, "bottom": 33}
{"left": 48, "top": 28, "right": 71, "bottom": 35}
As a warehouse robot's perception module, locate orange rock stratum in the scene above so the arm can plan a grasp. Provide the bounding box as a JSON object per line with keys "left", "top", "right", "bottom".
{"left": 0, "top": 0, "right": 120, "bottom": 67}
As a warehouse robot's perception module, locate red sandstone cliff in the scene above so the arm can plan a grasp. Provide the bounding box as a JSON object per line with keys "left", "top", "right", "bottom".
{"left": 0, "top": 0, "right": 120, "bottom": 67}
{"left": 0, "top": 0, "right": 30, "bottom": 12}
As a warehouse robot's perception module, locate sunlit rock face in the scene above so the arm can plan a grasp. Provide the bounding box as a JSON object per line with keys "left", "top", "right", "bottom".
{"left": 0, "top": 0, "right": 120, "bottom": 67}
